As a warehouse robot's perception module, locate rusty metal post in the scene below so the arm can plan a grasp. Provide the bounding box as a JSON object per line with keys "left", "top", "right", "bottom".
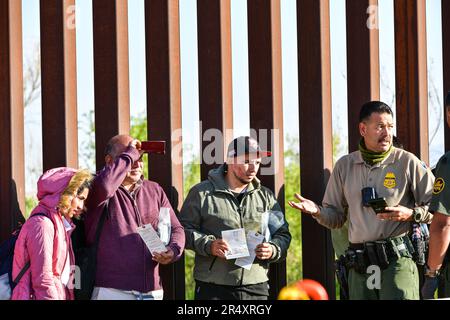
{"left": 394, "top": 0, "right": 429, "bottom": 162}
{"left": 247, "top": 0, "right": 286, "bottom": 299}
{"left": 0, "top": 0, "right": 25, "bottom": 241}
{"left": 145, "top": 0, "right": 185, "bottom": 300}
{"left": 442, "top": 0, "right": 450, "bottom": 150}
{"left": 93, "top": 0, "right": 130, "bottom": 170}
{"left": 297, "top": 0, "right": 336, "bottom": 299}
{"left": 346, "top": 0, "right": 380, "bottom": 151}
{"left": 40, "top": 0, "right": 78, "bottom": 170}
{"left": 197, "top": 0, "right": 233, "bottom": 181}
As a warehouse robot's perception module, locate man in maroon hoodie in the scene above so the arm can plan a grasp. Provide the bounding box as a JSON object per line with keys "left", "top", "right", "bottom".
{"left": 84, "top": 135, "right": 185, "bottom": 300}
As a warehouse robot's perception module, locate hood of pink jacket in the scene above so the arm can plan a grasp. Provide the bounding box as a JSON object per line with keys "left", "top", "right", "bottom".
{"left": 33, "top": 167, "right": 78, "bottom": 214}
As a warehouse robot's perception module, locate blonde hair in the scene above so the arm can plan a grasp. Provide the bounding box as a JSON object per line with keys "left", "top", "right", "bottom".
{"left": 58, "top": 169, "right": 93, "bottom": 213}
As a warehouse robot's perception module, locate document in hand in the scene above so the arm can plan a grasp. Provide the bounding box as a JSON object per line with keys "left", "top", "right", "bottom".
{"left": 222, "top": 228, "right": 250, "bottom": 260}
{"left": 235, "top": 231, "right": 264, "bottom": 270}
{"left": 137, "top": 224, "right": 167, "bottom": 255}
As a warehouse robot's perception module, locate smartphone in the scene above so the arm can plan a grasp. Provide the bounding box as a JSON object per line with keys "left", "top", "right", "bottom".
{"left": 140, "top": 141, "right": 166, "bottom": 155}
{"left": 367, "top": 197, "right": 389, "bottom": 214}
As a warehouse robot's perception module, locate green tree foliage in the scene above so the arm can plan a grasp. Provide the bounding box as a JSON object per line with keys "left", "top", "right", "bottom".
{"left": 79, "top": 110, "right": 96, "bottom": 171}
{"left": 24, "top": 196, "right": 38, "bottom": 219}
{"left": 283, "top": 136, "right": 302, "bottom": 285}
{"left": 182, "top": 152, "right": 200, "bottom": 300}
{"left": 130, "top": 114, "right": 148, "bottom": 178}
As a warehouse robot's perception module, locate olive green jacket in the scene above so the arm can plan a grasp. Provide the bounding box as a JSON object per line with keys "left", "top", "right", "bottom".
{"left": 179, "top": 164, "right": 291, "bottom": 286}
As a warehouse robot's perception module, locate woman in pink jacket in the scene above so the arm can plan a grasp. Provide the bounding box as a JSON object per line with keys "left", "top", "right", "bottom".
{"left": 12, "top": 167, "right": 93, "bottom": 300}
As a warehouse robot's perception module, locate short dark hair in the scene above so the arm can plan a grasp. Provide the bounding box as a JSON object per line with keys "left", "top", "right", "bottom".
{"left": 359, "top": 101, "right": 394, "bottom": 122}
{"left": 446, "top": 91, "right": 450, "bottom": 108}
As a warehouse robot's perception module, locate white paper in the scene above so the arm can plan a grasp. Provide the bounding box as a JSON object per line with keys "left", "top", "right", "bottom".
{"left": 222, "top": 228, "right": 250, "bottom": 259}
{"left": 137, "top": 224, "right": 167, "bottom": 255}
{"left": 157, "top": 207, "right": 171, "bottom": 245}
{"left": 235, "top": 231, "right": 265, "bottom": 270}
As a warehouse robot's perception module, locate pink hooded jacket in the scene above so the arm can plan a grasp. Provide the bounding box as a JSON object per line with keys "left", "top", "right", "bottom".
{"left": 11, "top": 167, "right": 79, "bottom": 300}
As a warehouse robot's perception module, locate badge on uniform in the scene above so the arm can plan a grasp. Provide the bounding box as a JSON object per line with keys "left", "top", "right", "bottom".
{"left": 433, "top": 178, "right": 445, "bottom": 194}
{"left": 383, "top": 172, "right": 396, "bottom": 189}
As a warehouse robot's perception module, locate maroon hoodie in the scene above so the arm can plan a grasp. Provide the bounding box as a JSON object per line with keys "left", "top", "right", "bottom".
{"left": 84, "top": 146, "right": 185, "bottom": 293}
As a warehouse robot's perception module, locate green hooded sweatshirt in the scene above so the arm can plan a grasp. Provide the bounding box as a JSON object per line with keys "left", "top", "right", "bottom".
{"left": 179, "top": 164, "right": 291, "bottom": 286}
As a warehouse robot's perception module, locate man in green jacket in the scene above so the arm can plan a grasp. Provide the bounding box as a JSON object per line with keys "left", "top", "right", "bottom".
{"left": 179, "top": 136, "right": 291, "bottom": 300}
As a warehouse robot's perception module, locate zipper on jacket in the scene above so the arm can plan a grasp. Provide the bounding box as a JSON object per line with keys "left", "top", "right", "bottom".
{"left": 237, "top": 205, "right": 245, "bottom": 287}
{"left": 219, "top": 189, "right": 253, "bottom": 286}
{"left": 131, "top": 198, "right": 143, "bottom": 227}
{"left": 208, "top": 257, "right": 217, "bottom": 271}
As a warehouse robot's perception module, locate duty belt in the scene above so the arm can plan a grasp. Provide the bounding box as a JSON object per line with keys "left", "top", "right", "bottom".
{"left": 345, "top": 235, "right": 414, "bottom": 274}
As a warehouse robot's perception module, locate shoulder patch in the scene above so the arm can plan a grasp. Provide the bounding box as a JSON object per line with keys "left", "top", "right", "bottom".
{"left": 384, "top": 172, "right": 396, "bottom": 189}
{"left": 433, "top": 178, "right": 445, "bottom": 195}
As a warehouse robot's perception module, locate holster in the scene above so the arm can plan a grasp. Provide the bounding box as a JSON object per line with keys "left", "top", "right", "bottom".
{"left": 344, "top": 248, "right": 369, "bottom": 274}
{"left": 346, "top": 235, "right": 415, "bottom": 274}
{"left": 374, "top": 241, "right": 389, "bottom": 269}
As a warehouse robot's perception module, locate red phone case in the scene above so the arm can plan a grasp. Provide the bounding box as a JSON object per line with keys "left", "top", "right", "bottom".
{"left": 140, "top": 141, "right": 166, "bottom": 155}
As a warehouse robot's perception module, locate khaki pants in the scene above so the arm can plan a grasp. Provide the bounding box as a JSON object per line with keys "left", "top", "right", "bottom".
{"left": 348, "top": 257, "right": 419, "bottom": 300}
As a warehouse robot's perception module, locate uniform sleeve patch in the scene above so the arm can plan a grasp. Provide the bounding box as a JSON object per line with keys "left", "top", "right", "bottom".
{"left": 433, "top": 178, "right": 445, "bottom": 195}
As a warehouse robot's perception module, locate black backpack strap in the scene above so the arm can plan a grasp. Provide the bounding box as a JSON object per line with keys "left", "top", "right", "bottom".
{"left": 13, "top": 213, "right": 54, "bottom": 285}
{"left": 13, "top": 261, "right": 30, "bottom": 285}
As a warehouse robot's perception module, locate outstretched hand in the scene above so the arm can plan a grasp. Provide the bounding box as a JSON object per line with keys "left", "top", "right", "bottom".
{"left": 288, "top": 193, "right": 320, "bottom": 217}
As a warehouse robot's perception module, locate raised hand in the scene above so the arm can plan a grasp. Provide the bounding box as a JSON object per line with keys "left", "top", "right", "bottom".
{"left": 288, "top": 193, "right": 320, "bottom": 217}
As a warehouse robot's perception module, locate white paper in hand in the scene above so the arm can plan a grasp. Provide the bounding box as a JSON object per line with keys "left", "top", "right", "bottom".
{"left": 157, "top": 207, "right": 171, "bottom": 245}
{"left": 137, "top": 224, "right": 167, "bottom": 255}
{"left": 222, "top": 228, "right": 250, "bottom": 259}
{"left": 235, "top": 231, "right": 265, "bottom": 270}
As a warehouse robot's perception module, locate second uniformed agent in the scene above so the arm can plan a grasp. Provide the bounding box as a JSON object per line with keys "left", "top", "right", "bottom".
{"left": 422, "top": 91, "right": 450, "bottom": 299}
{"left": 289, "top": 101, "right": 435, "bottom": 300}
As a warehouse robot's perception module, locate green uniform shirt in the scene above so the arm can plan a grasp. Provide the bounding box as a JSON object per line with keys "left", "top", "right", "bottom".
{"left": 315, "top": 147, "right": 434, "bottom": 243}
{"left": 430, "top": 151, "right": 450, "bottom": 216}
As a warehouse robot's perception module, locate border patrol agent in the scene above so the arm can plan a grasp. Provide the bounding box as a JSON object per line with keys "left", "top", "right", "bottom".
{"left": 422, "top": 92, "right": 450, "bottom": 299}
{"left": 289, "top": 101, "right": 434, "bottom": 300}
